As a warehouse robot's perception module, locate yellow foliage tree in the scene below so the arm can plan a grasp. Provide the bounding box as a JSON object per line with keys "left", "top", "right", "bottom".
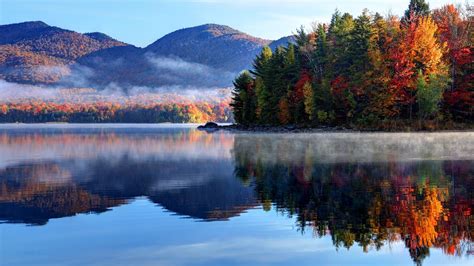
{"left": 413, "top": 16, "right": 448, "bottom": 76}
{"left": 303, "top": 82, "right": 314, "bottom": 121}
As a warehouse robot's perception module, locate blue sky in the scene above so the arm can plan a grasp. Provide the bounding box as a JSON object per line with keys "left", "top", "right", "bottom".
{"left": 0, "top": 0, "right": 462, "bottom": 47}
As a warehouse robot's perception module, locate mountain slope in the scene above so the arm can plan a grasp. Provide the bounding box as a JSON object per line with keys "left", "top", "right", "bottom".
{"left": 145, "top": 24, "right": 271, "bottom": 72}
{"left": 0, "top": 21, "right": 50, "bottom": 44}
{"left": 0, "top": 21, "right": 127, "bottom": 84}
{"left": 269, "top": 36, "right": 296, "bottom": 51}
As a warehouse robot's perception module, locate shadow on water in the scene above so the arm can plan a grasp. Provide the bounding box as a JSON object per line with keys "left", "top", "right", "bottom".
{"left": 0, "top": 126, "right": 472, "bottom": 264}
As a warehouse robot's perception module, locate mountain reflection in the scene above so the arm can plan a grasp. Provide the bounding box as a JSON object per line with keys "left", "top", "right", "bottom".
{"left": 233, "top": 134, "right": 473, "bottom": 264}
{"left": 0, "top": 128, "right": 257, "bottom": 225}
{"left": 0, "top": 162, "right": 126, "bottom": 225}
{"left": 0, "top": 127, "right": 472, "bottom": 264}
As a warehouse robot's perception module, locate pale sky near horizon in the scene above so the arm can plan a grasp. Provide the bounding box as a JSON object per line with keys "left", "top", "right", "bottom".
{"left": 0, "top": 0, "right": 466, "bottom": 47}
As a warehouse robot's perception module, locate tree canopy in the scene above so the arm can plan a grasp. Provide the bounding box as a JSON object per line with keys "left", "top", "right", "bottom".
{"left": 231, "top": 2, "right": 473, "bottom": 130}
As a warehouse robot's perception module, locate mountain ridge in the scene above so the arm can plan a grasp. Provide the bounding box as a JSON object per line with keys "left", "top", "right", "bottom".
{"left": 0, "top": 21, "right": 295, "bottom": 88}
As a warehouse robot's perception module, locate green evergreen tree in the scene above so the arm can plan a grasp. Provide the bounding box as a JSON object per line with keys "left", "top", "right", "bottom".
{"left": 328, "top": 12, "right": 355, "bottom": 77}
{"left": 349, "top": 10, "right": 372, "bottom": 79}
{"left": 255, "top": 77, "right": 271, "bottom": 123}
{"left": 348, "top": 9, "right": 374, "bottom": 116}
{"left": 251, "top": 47, "right": 273, "bottom": 124}
{"left": 284, "top": 44, "right": 304, "bottom": 123}
{"left": 284, "top": 44, "right": 300, "bottom": 88}
{"left": 251, "top": 46, "right": 272, "bottom": 78}
{"left": 313, "top": 78, "right": 334, "bottom": 124}
{"left": 403, "top": 0, "right": 430, "bottom": 24}
{"left": 313, "top": 23, "right": 328, "bottom": 80}
{"left": 267, "top": 47, "right": 288, "bottom": 124}
{"left": 231, "top": 71, "right": 255, "bottom": 125}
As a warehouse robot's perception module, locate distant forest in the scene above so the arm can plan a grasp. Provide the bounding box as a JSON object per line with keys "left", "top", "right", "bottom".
{"left": 0, "top": 101, "right": 232, "bottom": 123}
{"left": 231, "top": 0, "right": 473, "bottom": 130}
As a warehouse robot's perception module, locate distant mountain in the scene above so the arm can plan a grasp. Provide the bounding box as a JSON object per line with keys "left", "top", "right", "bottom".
{"left": 269, "top": 36, "right": 296, "bottom": 51}
{"left": 74, "top": 24, "right": 278, "bottom": 88}
{"left": 0, "top": 21, "right": 126, "bottom": 60}
{"left": 0, "top": 21, "right": 127, "bottom": 84}
{"left": 0, "top": 21, "right": 49, "bottom": 44}
{"left": 145, "top": 24, "right": 271, "bottom": 72}
{"left": 0, "top": 21, "right": 294, "bottom": 88}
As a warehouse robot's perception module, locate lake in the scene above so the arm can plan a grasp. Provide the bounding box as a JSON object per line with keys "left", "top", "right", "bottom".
{"left": 0, "top": 124, "right": 473, "bottom": 266}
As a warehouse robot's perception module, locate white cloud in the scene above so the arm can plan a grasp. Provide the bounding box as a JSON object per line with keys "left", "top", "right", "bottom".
{"left": 113, "top": 237, "right": 334, "bottom": 265}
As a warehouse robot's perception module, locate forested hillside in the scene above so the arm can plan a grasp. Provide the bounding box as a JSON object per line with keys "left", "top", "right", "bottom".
{"left": 231, "top": 1, "right": 473, "bottom": 130}
{"left": 0, "top": 21, "right": 127, "bottom": 84}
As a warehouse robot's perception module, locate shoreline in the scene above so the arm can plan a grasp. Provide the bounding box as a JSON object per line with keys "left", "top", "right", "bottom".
{"left": 198, "top": 122, "right": 474, "bottom": 133}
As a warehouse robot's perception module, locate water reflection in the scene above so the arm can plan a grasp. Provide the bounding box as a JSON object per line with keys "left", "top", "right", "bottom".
{"left": 0, "top": 127, "right": 256, "bottom": 225}
{"left": 0, "top": 126, "right": 472, "bottom": 265}
{"left": 233, "top": 133, "right": 473, "bottom": 264}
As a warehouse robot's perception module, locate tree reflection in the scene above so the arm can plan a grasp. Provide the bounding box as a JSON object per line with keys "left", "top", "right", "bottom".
{"left": 233, "top": 135, "right": 473, "bottom": 264}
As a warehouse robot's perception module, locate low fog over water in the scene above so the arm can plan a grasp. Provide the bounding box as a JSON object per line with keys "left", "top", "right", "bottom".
{"left": 233, "top": 132, "right": 474, "bottom": 164}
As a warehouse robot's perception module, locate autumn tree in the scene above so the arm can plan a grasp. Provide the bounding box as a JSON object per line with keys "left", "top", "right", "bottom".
{"left": 433, "top": 4, "right": 473, "bottom": 120}
{"left": 229, "top": 1, "right": 472, "bottom": 129}
{"left": 303, "top": 81, "right": 315, "bottom": 121}
{"left": 363, "top": 13, "right": 399, "bottom": 120}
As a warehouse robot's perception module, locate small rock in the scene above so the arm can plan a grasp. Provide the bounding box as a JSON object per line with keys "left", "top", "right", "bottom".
{"left": 198, "top": 122, "right": 220, "bottom": 131}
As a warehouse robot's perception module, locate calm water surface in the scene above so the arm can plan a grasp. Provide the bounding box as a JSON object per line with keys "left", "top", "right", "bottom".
{"left": 0, "top": 124, "right": 473, "bottom": 266}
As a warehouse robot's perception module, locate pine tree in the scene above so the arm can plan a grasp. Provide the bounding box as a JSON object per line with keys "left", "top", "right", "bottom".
{"left": 349, "top": 10, "right": 372, "bottom": 80}
{"left": 268, "top": 47, "right": 289, "bottom": 124}
{"left": 328, "top": 12, "right": 355, "bottom": 77}
{"left": 403, "top": 0, "right": 430, "bottom": 24}
{"left": 251, "top": 47, "right": 273, "bottom": 124}
{"left": 251, "top": 46, "right": 272, "bottom": 78}
{"left": 231, "top": 71, "right": 255, "bottom": 125}
{"left": 255, "top": 77, "right": 271, "bottom": 123}
{"left": 313, "top": 78, "right": 334, "bottom": 124}
{"left": 313, "top": 23, "right": 328, "bottom": 80}
{"left": 347, "top": 9, "right": 374, "bottom": 117}
{"left": 287, "top": 44, "right": 306, "bottom": 123}
{"left": 295, "top": 26, "right": 316, "bottom": 71}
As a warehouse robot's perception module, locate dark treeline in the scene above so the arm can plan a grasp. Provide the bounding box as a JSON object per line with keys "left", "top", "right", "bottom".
{"left": 231, "top": 0, "right": 473, "bottom": 130}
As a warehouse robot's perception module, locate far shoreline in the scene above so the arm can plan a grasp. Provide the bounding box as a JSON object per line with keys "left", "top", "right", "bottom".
{"left": 0, "top": 122, "right": 471, "bottom": 133}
